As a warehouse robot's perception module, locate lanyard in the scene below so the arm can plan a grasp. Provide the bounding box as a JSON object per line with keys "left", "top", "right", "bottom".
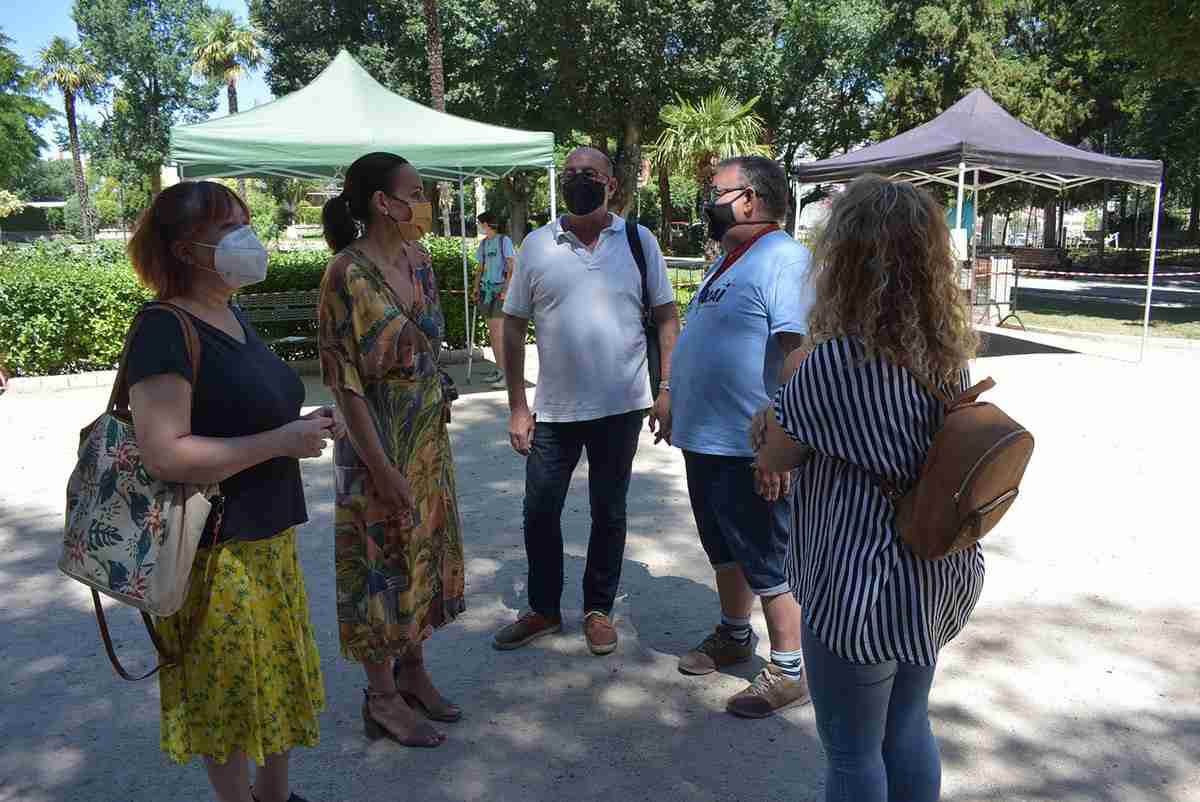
{"left": 697, "top": 224, "right": 780, "bottom": 299}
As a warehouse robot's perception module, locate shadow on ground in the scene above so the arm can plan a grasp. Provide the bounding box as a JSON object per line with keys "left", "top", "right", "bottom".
{"left": 978, "top": 330, "right": 1077, "bottom": 357}
{"left": 2, "top": 389, "right": 1197, "bottom": 801}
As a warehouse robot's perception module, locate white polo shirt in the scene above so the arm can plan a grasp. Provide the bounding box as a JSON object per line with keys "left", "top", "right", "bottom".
{"left": 503, "top": 214, "right": 674, "bottom": 423}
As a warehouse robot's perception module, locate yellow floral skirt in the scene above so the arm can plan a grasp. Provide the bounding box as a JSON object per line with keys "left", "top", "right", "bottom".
{"left": 156, "top": 528, "right": 325, "bottom": 766}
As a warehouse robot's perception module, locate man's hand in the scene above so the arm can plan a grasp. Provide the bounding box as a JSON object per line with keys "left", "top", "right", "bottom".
{"left": 752, "top": 461, "right": 792, "bottom": 503}
{"left": 648, "top": 391, "right": 672, "bottom": 445}
{"left": 509, "top": 407, "right": 535, "bottom": 456}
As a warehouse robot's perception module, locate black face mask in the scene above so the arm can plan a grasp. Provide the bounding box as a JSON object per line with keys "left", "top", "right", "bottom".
{"left": 704, "top": 193, "right": 742, "bottom": 241}
{"left": 705, "top": 189, "right": 773, "bottom": 241}
{"left": 562, "top": 175, "right": 607, "bottom": 216}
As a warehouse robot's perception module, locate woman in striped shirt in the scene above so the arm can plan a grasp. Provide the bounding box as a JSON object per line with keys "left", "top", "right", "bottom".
{"left": 752, "top": 175, "right": 983, "bottom": 802}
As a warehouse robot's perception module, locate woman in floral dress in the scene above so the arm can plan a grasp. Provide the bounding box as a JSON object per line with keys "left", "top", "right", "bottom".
{"left": 319, "top": 152, "right": 466, "bottom": 748}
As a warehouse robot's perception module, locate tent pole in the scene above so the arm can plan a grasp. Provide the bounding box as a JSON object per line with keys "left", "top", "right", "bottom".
{"left": 459, "top": 176, "right": 473, "bottom": 383}
{"left": 955, "top": 162, "right": 966, "bottom": 231}
{"left": 549, "top": 166, "right": 557, "bottom": 220}
{"left": 1139, "top": 182, "right": 1163, "bottom": 362}
{"left": 972, "top": 168, "right": 979, "bottom": 257}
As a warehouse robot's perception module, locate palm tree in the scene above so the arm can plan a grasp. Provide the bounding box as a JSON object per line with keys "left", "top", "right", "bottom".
{"left": 36, "top": 37, "right": 104, "bottom": 241}
{"left": 191, "top": 10, "right": 263, "bottom": 200}
{"left": 423, "top": 0, "right": 454, "bottom": 235}
{"left": 646, "top": 91, "right": 771, "bottom": 251}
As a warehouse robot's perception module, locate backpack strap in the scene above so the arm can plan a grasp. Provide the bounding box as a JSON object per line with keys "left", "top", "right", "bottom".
{"left": 626, "top": 215, "right": 651, "bottom": 317}
{"left": 951, "top": 377, "right": 996, "bottom": 408}
{"left": 869, "top": 374, "right": 996, "bottom": 503}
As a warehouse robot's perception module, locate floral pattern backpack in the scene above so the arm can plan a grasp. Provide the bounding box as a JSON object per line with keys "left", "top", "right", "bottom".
{"left": 59, "top": 303, "right": 219, "bottom": 680}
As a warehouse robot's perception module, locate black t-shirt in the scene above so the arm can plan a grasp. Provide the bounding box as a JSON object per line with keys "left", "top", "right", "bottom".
{"left": 125, "top": 303, "right": 307, "bottom": 546}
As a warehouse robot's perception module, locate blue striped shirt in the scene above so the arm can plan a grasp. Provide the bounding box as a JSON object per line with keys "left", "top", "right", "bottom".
{"left": 775, "top": 336, "right": 985, "bottom": 666}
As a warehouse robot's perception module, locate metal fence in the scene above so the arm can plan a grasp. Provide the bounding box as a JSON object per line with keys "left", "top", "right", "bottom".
{"left": 963, "top": 255, "right": 1023, "bottom": 328}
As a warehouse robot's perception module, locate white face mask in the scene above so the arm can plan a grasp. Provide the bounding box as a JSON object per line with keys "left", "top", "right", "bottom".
{"left": 191, "top": 225, "right": 269, "bottom": 289}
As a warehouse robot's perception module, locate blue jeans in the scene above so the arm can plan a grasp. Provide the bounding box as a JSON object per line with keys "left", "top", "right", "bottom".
{"left": 523, "top": 411, "right": 642, "bottom": 617}
{"left": 802, "top": 625, "right": 941, "bottom": 802}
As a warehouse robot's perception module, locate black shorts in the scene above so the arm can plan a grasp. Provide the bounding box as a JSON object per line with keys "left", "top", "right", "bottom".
{"left": 683, "top": 450, "right": 792, "bottom": 596}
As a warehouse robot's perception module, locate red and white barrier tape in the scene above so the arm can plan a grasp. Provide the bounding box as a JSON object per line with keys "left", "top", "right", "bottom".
{"left": 1017, "top": 269, "right": 1200, "bottom": 279}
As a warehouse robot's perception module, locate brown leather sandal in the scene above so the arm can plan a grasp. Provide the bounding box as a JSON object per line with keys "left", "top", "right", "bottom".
{"left": 399, "top": 690, "right": 463, "bottom": 723}
{"left": 361, "top": 689, "right": 445, "bottom": 748}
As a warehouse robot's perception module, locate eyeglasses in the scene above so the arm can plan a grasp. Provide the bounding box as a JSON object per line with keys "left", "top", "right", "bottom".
{"left": 705, "top": 185, "right": 752, "bottom": 205}
{"left": 560, "top": 168, "right": 610, "bottom": 183}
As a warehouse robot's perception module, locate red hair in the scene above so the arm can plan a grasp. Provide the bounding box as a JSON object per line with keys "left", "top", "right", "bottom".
{"left": 127, "top": 181, "right": 250, "bottom": 299}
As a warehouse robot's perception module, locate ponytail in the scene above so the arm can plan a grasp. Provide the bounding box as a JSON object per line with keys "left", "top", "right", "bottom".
{"left": 322, "top": 193, "right": 358, "bottom": 253}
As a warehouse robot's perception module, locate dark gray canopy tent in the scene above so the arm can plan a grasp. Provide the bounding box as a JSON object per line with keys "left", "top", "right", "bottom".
{"left": 793, "top": 90, "right": 1165, "bottom": 357}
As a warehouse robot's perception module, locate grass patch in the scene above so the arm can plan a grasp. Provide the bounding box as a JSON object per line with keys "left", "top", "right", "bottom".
{"left": 1010, "top": 295, "right": 1200, "bottom": 340}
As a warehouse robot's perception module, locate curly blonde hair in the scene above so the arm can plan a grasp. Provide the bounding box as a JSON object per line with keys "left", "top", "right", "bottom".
{"left": 806, "top": 175, "right": 978, "bottom": 383}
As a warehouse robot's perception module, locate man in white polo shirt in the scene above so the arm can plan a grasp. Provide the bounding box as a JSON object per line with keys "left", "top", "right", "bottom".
{"left": 493, "top": 146, "right": 679, "bottom": 656}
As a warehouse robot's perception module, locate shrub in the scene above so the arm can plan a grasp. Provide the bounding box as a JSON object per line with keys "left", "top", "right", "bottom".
{"left": 0, "top": 241, "right": 150, "bottom": 375}
{"left": 0, "top": 237, "right": 483, "bottom": 375}
{"left": 296, "top": 204, "right": 323, "bottom": 226}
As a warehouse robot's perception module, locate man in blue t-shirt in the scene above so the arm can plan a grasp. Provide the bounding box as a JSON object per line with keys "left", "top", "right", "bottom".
{"left": 670, "top": 156, "right": 813, "bottom": 718}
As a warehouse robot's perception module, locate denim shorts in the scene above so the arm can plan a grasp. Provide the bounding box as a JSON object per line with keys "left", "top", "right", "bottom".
{"left": 682, "top": 450, "right": 792, "bottom": 597}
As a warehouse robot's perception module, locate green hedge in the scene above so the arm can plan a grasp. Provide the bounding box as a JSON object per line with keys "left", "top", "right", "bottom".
{"left": 0, "top": 238, "right": 485, "bottom": 376}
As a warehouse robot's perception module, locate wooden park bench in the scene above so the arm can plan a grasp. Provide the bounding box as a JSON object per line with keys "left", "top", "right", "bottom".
{"left": 233, "top": 290, "right": 321, "bottom": 348}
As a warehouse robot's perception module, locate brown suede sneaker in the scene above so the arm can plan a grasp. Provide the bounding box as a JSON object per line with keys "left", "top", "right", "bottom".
{"left": 583, "top": 612, "right": 618, "bottom": 655}
{"left": 726, "top": 663, "right": 811, "bottom": 718}
{"left": 493, "top": 610, "right": 563, "bottom": 651}
{"left": 678, "top": 625, "right": 754, "bottom": 675}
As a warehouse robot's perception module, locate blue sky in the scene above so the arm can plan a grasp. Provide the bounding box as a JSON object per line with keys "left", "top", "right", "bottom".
{"left": 4, "top": 0, "right": 273, "bottom": 156}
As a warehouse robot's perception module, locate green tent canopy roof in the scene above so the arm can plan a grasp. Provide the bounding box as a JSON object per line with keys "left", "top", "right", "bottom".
{"left": 170, "top": 50, "right": 555, "bottom": 181}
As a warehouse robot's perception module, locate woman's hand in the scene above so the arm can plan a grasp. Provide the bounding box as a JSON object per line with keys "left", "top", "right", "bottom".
{"left": 373, "top": 464, "right": 416, "bottom": 515}
{"left": 276, "top": 416, "right": 335, "bottom": 459}
{"left": 302, "top": 405, "right": 347, "bottom": 439}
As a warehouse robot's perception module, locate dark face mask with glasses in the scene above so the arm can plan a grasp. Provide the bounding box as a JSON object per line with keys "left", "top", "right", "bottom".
{"left": 704, "top": 185, "right": 774, "bottom": 241}
{"left": 561, "top": 167, "right": 609, "bottom": 216}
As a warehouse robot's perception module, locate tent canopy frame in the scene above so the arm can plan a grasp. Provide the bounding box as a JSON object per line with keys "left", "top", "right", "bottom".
{"left": 168, "top": 50, "right": 560, "bottom": 374}
{"left": 792, "top": 90, "right": 1165, "bottom": 361}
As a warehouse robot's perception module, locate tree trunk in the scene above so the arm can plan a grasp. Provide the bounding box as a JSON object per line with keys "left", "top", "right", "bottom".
{"left": 610, "top": 117, "right": 641, "bottom": 217}
{"left": 1002, "top": 213, "right": 1010, "bottom": 245}
{"left": 1043, "top": 201, "right": 1057, "bottom": 248}
{"left": 65, "top": 92, "right": 93, "bottom": 241}
{"left": 423, "top": 0, "right": 446, "bottom": 112}
{"left": 981, "top": 212, "right": 994, "bottom": 248}
{"left": 227, "top": 81, "right": 247, "bottom": 201}
{"left": 423, "top": 0, "right": 451, "bottom": 236}
{"left": 657, "top": 161, "right": 672, "bottom": 249}
{"left": 501, "top": 174, "right": 530, "bottom": 244}
{"left": 1189, "top": 181, "right": 1199, "bottom": 241}
{"left": 591, "top": 132, "right": 609, "bottom": 157}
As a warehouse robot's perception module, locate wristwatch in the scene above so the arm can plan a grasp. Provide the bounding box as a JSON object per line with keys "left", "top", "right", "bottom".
{"left": 658, "top": 381, "right": 671, "bottom": 392}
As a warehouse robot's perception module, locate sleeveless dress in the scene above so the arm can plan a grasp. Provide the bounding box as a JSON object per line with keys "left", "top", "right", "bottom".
{"left": 318, "top": 245, "right": 466, "bottom": 663}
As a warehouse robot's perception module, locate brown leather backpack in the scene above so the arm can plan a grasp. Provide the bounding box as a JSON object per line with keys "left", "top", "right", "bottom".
{"left": 874, "top": 376, "right": 1034, "bottom": 560}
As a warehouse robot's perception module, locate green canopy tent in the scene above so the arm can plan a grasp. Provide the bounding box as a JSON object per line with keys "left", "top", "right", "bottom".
{"left": 169, "top": 49, "right": 557, "bottom": 377}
